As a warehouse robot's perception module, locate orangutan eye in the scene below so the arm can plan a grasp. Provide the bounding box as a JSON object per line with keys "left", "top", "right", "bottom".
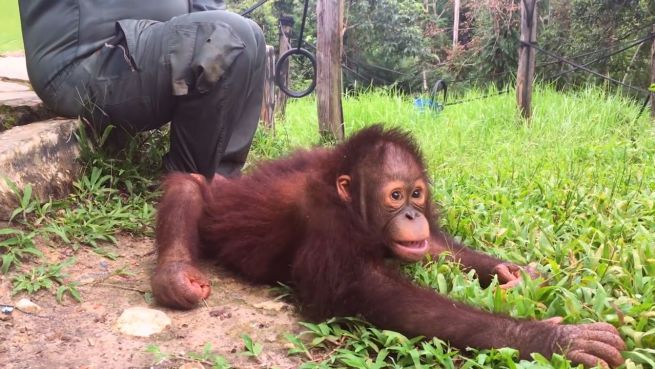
{"left": 391, "top": 191, "right": 401, "bottom": 200}
{"left": 412, "top": 189, "right": 422, "bottom": 198}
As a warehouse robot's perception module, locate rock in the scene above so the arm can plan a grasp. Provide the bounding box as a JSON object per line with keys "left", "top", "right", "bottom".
{"left": 0, "top": 81, "right": 31, "bottom": 93}
{"left": 0, "top": 56, "right": 30, "bottom": 81}
{"left": 0, "top": 80, "right": 56, "bottom": 129}
{"left": 116, "top": 307, "right": 171, "bottom": 337}
{"left": 253, "top": 300, "right": 289, "bottom": 312}
{"left": 179, "top": 363, "right": 205, "bottom": 369}
{"left": 16, "top": 298, "right": 42, "bottom": 314}
{"left": 0, "top": 119, "right": 81, "bottom": 220}
{"left": 1, "top": 103, "right": 56, "bottom": 130}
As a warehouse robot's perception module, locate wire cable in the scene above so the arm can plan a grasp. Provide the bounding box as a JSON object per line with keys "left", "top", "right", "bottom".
{"left": 523, "top": 41, "right": 650, "bottom": 95}
{"left": 543, "top": 32, "right": 655, "bottom": 81}
{"left": 240, "top": 0, "right": 271, "bottom": 17}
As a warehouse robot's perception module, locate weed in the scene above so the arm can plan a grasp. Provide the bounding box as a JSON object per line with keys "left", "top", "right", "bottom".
{"left": 3, "top": 124, "right": 163, "bottom": 300}
{"left": 0, "top": 228, "right": 41, "bottom": 273}
{"left": 146, "top": 343, "right": 232, "bottom": 369}
{"left": 241, "top": 334, "right": 263, "bottom": 357}
{"left": 12, "top": 258, "right": 81, "bottom": 303}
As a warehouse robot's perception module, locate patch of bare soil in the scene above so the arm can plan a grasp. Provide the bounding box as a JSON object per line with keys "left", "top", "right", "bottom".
{"left": 0, "top": 236, "right": 302, "bottom": 369}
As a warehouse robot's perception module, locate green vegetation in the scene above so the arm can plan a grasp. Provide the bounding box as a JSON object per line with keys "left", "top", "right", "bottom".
{"left": 1, "top": 125, "right": 161, "bottom": 301}
{"left": 267, "top": 86, "right": 655, "bottom": 368}
{"left": 241, "top": 334, "right": 264, "bottom": 357}
{"left": 11, "top": 258, "right": 81, "bottom": 303}
{"left": 0, "top": 1, "right": 22, "bottom": 52}
{"left": 147, "top": 342, "right": 232, "bottom": 368}
{"left": 3, "top": 87, "right": 654, "bottom": 368}
{"left": 234, "top": 0, "right": 655, "bottom": 93}
{"left": 146, "top": 338, "right": 263, "bottom": 368}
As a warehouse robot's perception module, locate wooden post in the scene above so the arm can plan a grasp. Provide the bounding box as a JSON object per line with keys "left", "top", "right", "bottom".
{"left": 651, "top": 25, "right": 655, "bottom": 118}
{"left": 452, "top": 0, "right": 460, "bottom": 49}
{"left": 260, "top": 45, "right": 276, "bottom": 130}
{"left": 316, "top": 0, "right": 345, "bottom": 141}
{"left": 517, "top": 0, "right": 537, "bottom": 119}
{"left": 275, "top": 16, "right": 294, "bottom": 118}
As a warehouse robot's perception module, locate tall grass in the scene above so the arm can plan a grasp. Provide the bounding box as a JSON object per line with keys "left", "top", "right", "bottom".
{"left": 265, "top": 86, "right": 655, "bottom": 368}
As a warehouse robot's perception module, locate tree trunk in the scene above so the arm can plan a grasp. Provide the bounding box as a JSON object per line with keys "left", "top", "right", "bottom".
{"left": 452, "top": 0, "right": 460, "bottom": 49}
{"left": 259, "top": 45, "right": 276, "bottom": 130}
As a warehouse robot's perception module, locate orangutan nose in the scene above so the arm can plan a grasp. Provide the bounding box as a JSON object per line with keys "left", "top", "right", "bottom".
{"left": 405, "top": 211, "right": 421, "bottom": 220}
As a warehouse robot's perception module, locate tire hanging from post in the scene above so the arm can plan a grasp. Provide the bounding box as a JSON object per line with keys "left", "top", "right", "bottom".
{"left": 274, "top": 0, "right": 317, "bottom": 98}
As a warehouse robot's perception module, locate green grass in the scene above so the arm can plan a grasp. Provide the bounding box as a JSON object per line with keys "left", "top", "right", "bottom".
{"left": 0, "top": 1, "right": 22, "bottom": 52}
{"left": 3, "top": 86, "right": 654, "bottom": 368}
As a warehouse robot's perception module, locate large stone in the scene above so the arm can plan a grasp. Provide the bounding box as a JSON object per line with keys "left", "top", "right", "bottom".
{"left": 0, "top": 90, "right": 40, "bottom": 106}
{"left": 0, "top": 119, "right": 81, "bottom": 220}
{"left": 0, "top": 79, "right": 55, "bottom": 129}
{"left": 0, "top": 102, "right": 56, "bottom": 130}
{"left": 0, "top": 56, "right": 30, "bottom": 82}
{"left": 0, "top": 81, "right": 31, "bottom": 93}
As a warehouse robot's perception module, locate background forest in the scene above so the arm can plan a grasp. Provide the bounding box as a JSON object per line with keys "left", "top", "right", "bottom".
{"left": 232, "top": 0, "right": 655, "bottom": 97}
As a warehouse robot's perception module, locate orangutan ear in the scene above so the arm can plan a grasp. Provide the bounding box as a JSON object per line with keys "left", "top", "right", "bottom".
{"left": 336, "top": 175, "right": 352, "bottom": 202}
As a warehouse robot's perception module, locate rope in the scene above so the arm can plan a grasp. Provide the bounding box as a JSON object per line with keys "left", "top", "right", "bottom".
{"left": 446, "top": 88, "right": 511, "bottom": 106}
{"left": 544, "top": 32, "right": 655, "bottom": 81}
{"left": 240, "top": 0, "right": 271, "bottom": 17}
{"left": 297, "top": 0, "right": 310, "bottom": 50}
{"left": 636, "top": 94, "right": 651, "bottom": 119}
{"left": 523, "top": 41, "right": 651, "bottom": 95}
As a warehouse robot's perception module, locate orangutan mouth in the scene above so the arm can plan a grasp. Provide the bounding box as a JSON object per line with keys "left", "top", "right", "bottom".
{"left": 392, "top": 239, "right": 429, "bottom": 261}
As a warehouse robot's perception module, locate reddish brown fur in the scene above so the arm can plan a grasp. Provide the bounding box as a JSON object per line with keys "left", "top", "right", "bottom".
{"left": 152, "top": 125, "right": 625, "bottom": 368}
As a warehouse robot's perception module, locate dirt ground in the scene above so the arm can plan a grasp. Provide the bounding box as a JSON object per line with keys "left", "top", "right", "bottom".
{"left": 0, "top": 235, "right": 303, "bottom": 369}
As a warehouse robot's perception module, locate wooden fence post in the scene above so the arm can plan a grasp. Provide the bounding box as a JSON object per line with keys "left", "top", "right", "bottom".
{"left": 275, "top": 16, "right": 294, "bottom": 118}
{"left": 517, "top": 0, "right": 537, "bottom": 119}
{"left": 316, "top": 0, "right": 345, "bottom": 141}
{"left": 260, "top": 45, "right": 276, "bottom": 130}
{"left": 651, "top": 25, "right": 655, "bottom": 118}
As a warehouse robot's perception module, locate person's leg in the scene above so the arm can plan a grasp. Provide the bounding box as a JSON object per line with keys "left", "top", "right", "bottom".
{"left": 161, "top": 11, "right": 266, "bottom": 177}
{"left": 45, "top": 10, "right": 264, "bottom": 176}
{"left": 215, "top": 19, "right": 266, "bottom": 177}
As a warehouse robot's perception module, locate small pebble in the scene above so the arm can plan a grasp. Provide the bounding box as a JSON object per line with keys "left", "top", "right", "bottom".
{"left": 253, "top": 300, "right": 288, "bottom": 312}
{"left": 116, "top": 307, "right": 171, "bottom": 337}
{"left": 16, "top": 298, "right": 42, "bottom": 314}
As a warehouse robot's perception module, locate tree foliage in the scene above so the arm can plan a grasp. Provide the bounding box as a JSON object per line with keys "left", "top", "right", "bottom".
{"left": 229, "top": 0, "right": 655, "bottom": 95}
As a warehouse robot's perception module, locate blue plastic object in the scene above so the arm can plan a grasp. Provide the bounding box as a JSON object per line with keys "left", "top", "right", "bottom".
{"left": 414, "top": 97, "right": 443, "bottom": 113}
